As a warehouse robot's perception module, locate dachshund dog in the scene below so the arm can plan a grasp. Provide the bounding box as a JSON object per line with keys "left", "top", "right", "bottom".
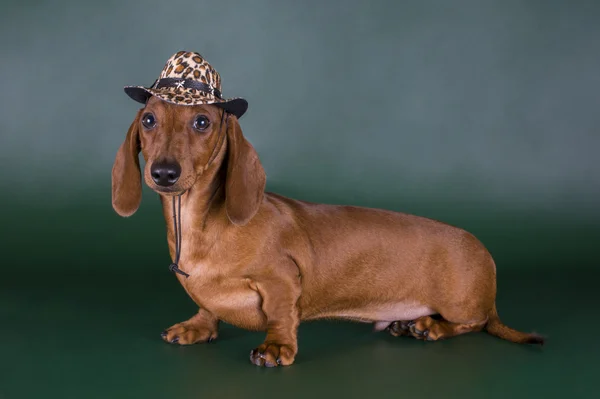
{"left": 111, "top": 96, "right": 543, "bottom": 367}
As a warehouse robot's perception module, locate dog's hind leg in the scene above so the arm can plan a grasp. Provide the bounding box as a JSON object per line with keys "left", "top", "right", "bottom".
{"left": 161, "top": 308, "right": 219, "bottom": 345}
{"left": 403, "top": 315, "right": 487, "bottom": 341}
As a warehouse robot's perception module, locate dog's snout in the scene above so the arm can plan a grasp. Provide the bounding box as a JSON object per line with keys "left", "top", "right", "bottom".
{"left": 150, "top": 160, "right": 181, "bottom": 187}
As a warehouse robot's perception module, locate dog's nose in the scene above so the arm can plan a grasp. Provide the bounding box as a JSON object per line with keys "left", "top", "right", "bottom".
{"left": 150, "top": 160, "right": 181, "bottom": 187}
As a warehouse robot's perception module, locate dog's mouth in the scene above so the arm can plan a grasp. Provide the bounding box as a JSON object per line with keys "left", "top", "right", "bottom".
{"left": 144, "top": 173, "right": 196, "bottom": 197}
{"left": 151, "top": 186, "right": 185, "bottom": 196}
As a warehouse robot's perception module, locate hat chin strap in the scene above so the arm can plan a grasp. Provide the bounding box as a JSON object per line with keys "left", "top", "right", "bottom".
{"left": 168, "top": 195, "right": 187, "bottom": 277}
{"left": 168, "top": 110, "right": 228, "bottom": 279}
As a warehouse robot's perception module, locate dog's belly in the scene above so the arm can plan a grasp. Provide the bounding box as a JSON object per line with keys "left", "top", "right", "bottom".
{"left": 303, "top": 301, "right": 435, "bottom": 327}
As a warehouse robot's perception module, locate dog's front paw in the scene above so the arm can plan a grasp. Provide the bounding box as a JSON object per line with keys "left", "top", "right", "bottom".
{"left": 249, "top": 342, "right": 296, "bottom": 367}
{"left": 161, "top": 322, "right": 218, "bottom": 345}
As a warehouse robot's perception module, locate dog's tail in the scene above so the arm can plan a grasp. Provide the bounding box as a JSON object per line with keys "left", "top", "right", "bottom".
{"left": 484, "top": 305, "right": 545, "bottom": 345}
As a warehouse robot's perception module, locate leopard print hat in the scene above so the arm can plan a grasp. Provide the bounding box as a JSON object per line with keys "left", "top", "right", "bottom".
{"left": 124, "top": 51, "right": 248, "bottom": 118}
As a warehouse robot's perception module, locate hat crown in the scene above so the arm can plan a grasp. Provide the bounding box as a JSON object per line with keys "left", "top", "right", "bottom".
{"left": 159, "top": 51, "right": 222, "bottom": 92}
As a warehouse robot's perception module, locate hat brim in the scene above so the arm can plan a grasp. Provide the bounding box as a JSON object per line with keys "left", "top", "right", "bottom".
{"left": 124, "top": 86, "right": 248, "bottom": 119}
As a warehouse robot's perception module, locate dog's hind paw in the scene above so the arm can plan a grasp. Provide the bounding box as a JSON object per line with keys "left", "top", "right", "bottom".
{"left": 387, "top": 321, "right": 412, "bottom": 337}
{"left": 388, "top": 317, "right": 443, "bottom": 341}
{"left": 407, "top": 317, "right": 441, "bottom": 340}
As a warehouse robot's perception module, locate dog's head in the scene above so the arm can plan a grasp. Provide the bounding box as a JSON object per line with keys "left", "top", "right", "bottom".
{"left": 111, "top": 96, "right": 266, "bottom": 225}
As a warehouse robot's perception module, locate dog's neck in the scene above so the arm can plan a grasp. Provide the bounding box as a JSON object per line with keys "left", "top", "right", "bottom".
{"left": 182, "top": 167, "right": 227, "bottom": 226}
{"left": 160, "top": 156, "right": 228, "bottom": 266}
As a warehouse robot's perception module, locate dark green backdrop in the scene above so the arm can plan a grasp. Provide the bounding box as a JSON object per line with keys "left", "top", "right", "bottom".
{"left": 1, "top": 1, "right": 598, "bottom": 398}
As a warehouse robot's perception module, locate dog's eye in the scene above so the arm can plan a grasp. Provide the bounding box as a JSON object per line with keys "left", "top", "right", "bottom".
{"left": 142, "top": 113, "right": 156, "bottom": 129}
{"left": 193, "top": 115, "right": 210, "bottom": 131}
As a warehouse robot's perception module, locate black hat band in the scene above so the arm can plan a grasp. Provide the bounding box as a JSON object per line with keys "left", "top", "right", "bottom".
{"left": 152, "top": 78, "right": 222, "bottom": 99}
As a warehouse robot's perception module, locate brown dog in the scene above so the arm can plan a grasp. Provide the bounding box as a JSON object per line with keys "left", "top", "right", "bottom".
{"left": 111, "top": 95, "right": 543, "bottom": 367}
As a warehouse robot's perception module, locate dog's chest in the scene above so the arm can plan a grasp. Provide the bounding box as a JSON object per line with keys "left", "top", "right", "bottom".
{"left": 178, "top": 265, "right": 267, "bottom": 331}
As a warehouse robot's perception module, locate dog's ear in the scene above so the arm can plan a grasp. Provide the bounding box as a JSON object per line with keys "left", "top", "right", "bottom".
{"left": 225, "top": 114, "right": 266, "bottom": 226}
{"left": 111, "top": 109, "right": 143, "bottom": 217}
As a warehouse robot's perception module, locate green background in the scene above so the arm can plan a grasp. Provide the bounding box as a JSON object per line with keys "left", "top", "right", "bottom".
{"left": 1, "top": 0, "right": 598, "bottom": 398}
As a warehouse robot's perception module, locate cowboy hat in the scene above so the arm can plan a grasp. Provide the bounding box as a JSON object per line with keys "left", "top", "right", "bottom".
{"left": 124, "top": 51, "right": 248, "bottom": 118}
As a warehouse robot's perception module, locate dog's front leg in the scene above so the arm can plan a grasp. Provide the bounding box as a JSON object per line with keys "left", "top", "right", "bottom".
{"left": 161, "top": 307, "right": 219, "bottom": 345}
{"left": 249, "top": 276, "right": 301, "bottom": 367}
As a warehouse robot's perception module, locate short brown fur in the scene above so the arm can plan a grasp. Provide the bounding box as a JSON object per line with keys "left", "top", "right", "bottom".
{"left": 112, "top": 98, "right": 543, "bottom": 367}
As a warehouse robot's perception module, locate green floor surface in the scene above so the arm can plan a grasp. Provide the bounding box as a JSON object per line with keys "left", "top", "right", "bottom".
{"left": 1, "top": 268, "right": 596, "bottom": 398}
